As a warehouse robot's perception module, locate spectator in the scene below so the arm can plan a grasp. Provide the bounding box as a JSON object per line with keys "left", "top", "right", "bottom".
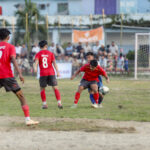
{"left": 15, "top": 44, "right": 22, "bottom": 57}
{"left": 32, "top": 43, "right": 40, "bottom": 55}
{"left": 99, "top": 55, "right": 107, "bottom": 70}
{"left": 21, "top": 44, "right": 28, "bottom": 58}
{"left": 76, "top": 42, "right": 83, "bottom": 53}
{"left": 54, "top": 44, "right": 64, "bottom": 57}
{"left": 65, "top": 42, "right": 73, "bottom": 56}
{"left": 78, "top": 56, "right": 86, "bottom": 67}
{"left": 117, "top": 53, "right": 124, "bottom": 74}
{"left": 113, "top": 51, "right": 118, "bottom": 72}
{"left": 83, "top": 42, "right": 92, "bottom": 53}
{"left": 72, "top": 56, "right": 80, "bottom": 74}
{"left": 99, "top": 45, "right": 105, "bottom": 52}
{"left": 107, "top": 53, "right": 113, "bottom": 72}
{"left": 78, "top": 48, "right": 86, "bottom": 60}
{"left": 93, "top": 41, "right": 101, "bottom": 54}
{"left": 124, "top": 56, "right": 129, "bottom": 75}
{"left": 106, "top": 45, "right": 110, "bottom": 53}
{"left": 49, "top": 42, "right": 56, "bottom": 53}
{"left": 109, "top": 41, "right": 118, "bottom": 55}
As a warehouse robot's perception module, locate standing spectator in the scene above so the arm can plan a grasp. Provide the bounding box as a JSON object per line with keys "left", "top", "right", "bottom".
{"left": 32, "top": 43, "right": 40, "bottom": 55}
{"left": 54, "top": 44, "right": 64, "bottom": 57}
{"left": 65, "top": 42, "right": 73, "bottom": 56}
{"left": 83, "top": 42, "right": 91, "bottom": 53}
{"left": 124, "top": 56, "right": 129, "bottom": 75}
{"left": 106, "top": 45, "right": 110, "bottom": 53}
{"left": 107, "top": 53, "right": 113, "bottom": 72}
{"left": 93, "top": 41, "right": 101, "bottom": 54}
{"left": 117, "top": 53, "right": 124, "bottom": 74}
{"left": 49, "top": 42, "right": 56, "bottom": 53}
{"left": 76, "top": 42, "right": 83, "bottom": 53}
{"left": 15, "top": 44, "right": 22, "bottom": 57}
{"left": 113, "top": 52, "right": 118, "bottom": 72}
{"left": 21, "top": 44, "right": 28, "bottom": 58}
{"left": 72, "top": 56, "right": 80, "bottom": 74}
{"left": 109, "top": 41, "right": 118, "bottom": 55}
{"left": 78, "top": 48, "right": 86, "bottom": 60}
{"left": 99, "top": 45, "right": 105, "bottom": 52}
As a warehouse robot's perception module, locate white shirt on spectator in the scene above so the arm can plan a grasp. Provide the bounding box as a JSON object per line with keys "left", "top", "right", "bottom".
{"left": 49, "top": 46, "right": 56, "bottom": 53}
{"left": 109, "top": 45, "right": 118, "bottom": 55}
{"left": 84, "top": 45, "right": 92, "bottom": 53}
{"left": 15, "top": 46, "right": 22, "bottom": 55}
{"left": 32, "top": 46, "right": 40, "bottom": 54}
{"left": 93, "top": 45, "right": 100, "bottom": 54}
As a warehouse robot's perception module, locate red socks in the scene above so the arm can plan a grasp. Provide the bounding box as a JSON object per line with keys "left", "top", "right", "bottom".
{"left": 41, "top": 89, "right": 46, "bottom": 102}
{"left": 54, "top": 89, "right": 61, "bottom": 101}
{"left": 93, "top": 93, "right": 99, "bottom": 104}
{"left": 22, "top": 105, "right": 30, "bottom": 117}
{"left": 74, "top": 92, "right": 80, "bottom": 104}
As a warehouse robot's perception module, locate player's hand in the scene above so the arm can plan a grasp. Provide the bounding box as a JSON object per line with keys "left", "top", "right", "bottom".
{"left": 19, "top": 74, "right": 24, "bottom": 84}
{"left": 34, "top": 67, "right": 37, "bottom": 73}
{"left": 70, "top": 75, "right": 75, "bottom": 80}
{"left": 57, "top": 72, "right": 60, "bottom": 77}
{"left": 106, "top": 78, "right": 110, "bottom": 83}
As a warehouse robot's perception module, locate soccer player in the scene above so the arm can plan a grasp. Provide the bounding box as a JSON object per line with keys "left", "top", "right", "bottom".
{"left": 71, "top": 59, "right": 109, "bottom": 108}
{"left": 86, "top": 52, "right": 104, "bottom": 108}
{"left": 34, "top": 40, "right": 63, "bottom": 109}
{"left": 0, "top": 28, "right": 39, "bottom": 125}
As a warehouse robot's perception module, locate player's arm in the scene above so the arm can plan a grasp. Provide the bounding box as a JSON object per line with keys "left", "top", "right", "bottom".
{"left": 99, "top": 66, "right": 109, "bottom": 83}
{"left": 53, "top": 60, "right": 60, "bottom": 77}
{"left": 70, "top": 69, "right": 81, "bottom": 80}
{"left": 34, "top": 59, "right": 39, "bottom": 73}
{"left": 11, "top": 56, "right": 24, "bottom": 83}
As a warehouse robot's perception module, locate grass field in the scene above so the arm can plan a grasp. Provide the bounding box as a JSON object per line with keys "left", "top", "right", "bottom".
{"left": 0, "top": 76, "right": 150, "bottom": 122}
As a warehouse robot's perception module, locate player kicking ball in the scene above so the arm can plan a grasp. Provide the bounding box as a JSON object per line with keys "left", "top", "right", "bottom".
{"left": 0, "top": 28, "right": 39, "bottom": 125}
{"left": 34, "top": 40, "right": 63, "bottom": 109}
{"left": 71, "top": 59, "right": 109, "bottom": 108}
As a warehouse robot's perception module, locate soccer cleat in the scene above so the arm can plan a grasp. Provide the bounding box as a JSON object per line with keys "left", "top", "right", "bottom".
{"left": 42, "top": 104, "right": 48, "bottom": 109}
{"left": 98, "top": 104, "right": 103, "bottom": 108}
{"left": 58, "top": 104, "right": 63, "bottom": 109}
{"left": 26, "top": 119, "right": 39, "bottom": 126}
{"left": 71, "top": 104, "right": 77, "bottom": 109}
{"left": 91, "top": 103, "right": 98, "bottom": 108}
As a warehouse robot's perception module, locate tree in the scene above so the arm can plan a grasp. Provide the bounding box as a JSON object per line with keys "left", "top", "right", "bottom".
{"left": 15, "top": 0, "right": 47, "bottom": 51}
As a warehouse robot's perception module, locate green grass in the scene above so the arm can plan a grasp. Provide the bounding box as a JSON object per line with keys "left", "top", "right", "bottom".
{"left": 0, "top": 76, "right": 150, "bottom": 122}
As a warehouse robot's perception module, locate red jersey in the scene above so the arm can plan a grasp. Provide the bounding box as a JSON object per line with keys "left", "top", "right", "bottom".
{"left": 0, "top": 42, "right": 16, "bottom": 79}
{"left": 35, "top": 50, "right": 55, "bottom": 76}
{"left": 80, "top": 64, "right": 107, "bottom": 82}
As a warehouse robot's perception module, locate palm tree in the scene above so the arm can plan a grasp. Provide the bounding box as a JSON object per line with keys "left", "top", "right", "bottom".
{"left": 15, "top": 0, "right": 47, "bottom": 51}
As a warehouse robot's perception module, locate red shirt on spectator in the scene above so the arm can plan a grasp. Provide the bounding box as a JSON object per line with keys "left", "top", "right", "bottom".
{"left": 80, "top": 63, "right": 107, "bottom": 82}
{"left": 35, "top": 50, "right": 55, "bottom": 76}
{"left": 0, "top": 42, "right": 16, "bottom": 79}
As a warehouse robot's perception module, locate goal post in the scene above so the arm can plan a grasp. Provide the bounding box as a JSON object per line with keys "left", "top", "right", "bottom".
{"left": 135, "top": 33, "right": 150, "bottom": 79}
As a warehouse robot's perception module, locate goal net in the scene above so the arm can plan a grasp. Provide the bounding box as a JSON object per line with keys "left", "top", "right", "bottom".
{"left": 135, "top": 33, "right": 150, "bottom": 79}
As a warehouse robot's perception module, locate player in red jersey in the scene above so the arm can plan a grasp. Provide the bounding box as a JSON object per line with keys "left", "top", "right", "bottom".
{"left": 34, "top": 40, "right": 63, "bottom": 109}
{"left": 71, "top": 59, "right": 109, "bottom": 108}
{"left": 0, "top": 28, "right": 39, "bottom": 125}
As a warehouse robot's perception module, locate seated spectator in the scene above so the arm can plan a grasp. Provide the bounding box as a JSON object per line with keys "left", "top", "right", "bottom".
{"left": 107, "top": 53, "right": 113, "bottom": 72}
{"left": 83, "top": 42, "right": 92, "bottom": 53}
{"left": 78, "top": 56, "right": 86, "bottom": 67}
{"left": 49, "top": 42, "right": 56, "bottom": 53}
{"left": 99, "top": 45, "right": 105, "bottom": 52}
{"left": 54, "top": 44, "right": 64, "bottom": 57}
{"left": 32, "top": 43, "right": 40, "bottom": 55}
{"left": 76, "top": 42, "right": 83, "bottom": 53}
{"left": 64, "top": 55, "right": 72, "bottom": 62}
{"left": 113, "top": 51, "right": 118, "bottom": 72}
{"left": 99, "top": 55, "right": 107, "bottom": 70}
{"left": 106, "top": 45, "right": 110, "bottom": 53}
{"left": 93, "top": 41, "right": 101, "bottom": 54}
{"left": 78, "top": 48, "right": 86, "bottom": 59}
{"left": 109, "top": 41, "right": 118, "bottom": 55}
{"left": 21, "top": 44, "right": 28, "bottom": 58}
{"left": 65, "top": 42, "right": 73, "bottom": 56}
{"left": 15, "top": 44, "right": 22, "bottom": 57}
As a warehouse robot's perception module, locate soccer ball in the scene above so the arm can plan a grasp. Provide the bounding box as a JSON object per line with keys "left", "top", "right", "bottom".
{"left": 99, "top": 86, "right": 109, "bottom": 95}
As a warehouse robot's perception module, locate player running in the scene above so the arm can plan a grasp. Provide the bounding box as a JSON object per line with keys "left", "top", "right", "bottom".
{"left": 71, "top": 59, "right": 109, "bottom": 108}
{"left": 0, "top": 28, "right": 39, "bottom": 126}
{"left": 34, "top": 40, "right": 63, "bottom": 109}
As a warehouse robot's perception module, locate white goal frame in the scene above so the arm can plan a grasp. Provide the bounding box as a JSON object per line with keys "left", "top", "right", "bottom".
{"left": 135, "top": 33, "right": 150, "bottom": 79}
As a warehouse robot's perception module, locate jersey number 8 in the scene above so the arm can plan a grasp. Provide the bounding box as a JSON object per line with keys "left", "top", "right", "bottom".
{"left": 42, "top": 57, "right": 48, "bottom": 68}
{"left": 0, "top": 51, "right": 2, "bottom": 59}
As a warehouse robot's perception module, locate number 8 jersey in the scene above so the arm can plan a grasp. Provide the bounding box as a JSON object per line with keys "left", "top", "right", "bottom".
{"left": 35, "top": 50, "right": 55, "bottom": 76}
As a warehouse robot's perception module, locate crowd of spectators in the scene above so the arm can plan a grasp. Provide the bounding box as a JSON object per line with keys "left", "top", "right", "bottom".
{"left": 15, "top": 41, "right": 129, "bottom": 75}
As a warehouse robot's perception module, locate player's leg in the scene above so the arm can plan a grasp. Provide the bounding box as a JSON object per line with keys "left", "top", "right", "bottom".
{"left": 40, "top": 87, "right": 48, "bottom": 109}
{"left": 52, "top": 86, "right": 63, "bottom": 109}
{"left": 39, "top": 76, "right": 48, "bottom": 109}
{"left": 71, "top": 85, "right": 84, "bottom": 108}
{"left": 90, "top": 83, "right": 99, "bottom": 104}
